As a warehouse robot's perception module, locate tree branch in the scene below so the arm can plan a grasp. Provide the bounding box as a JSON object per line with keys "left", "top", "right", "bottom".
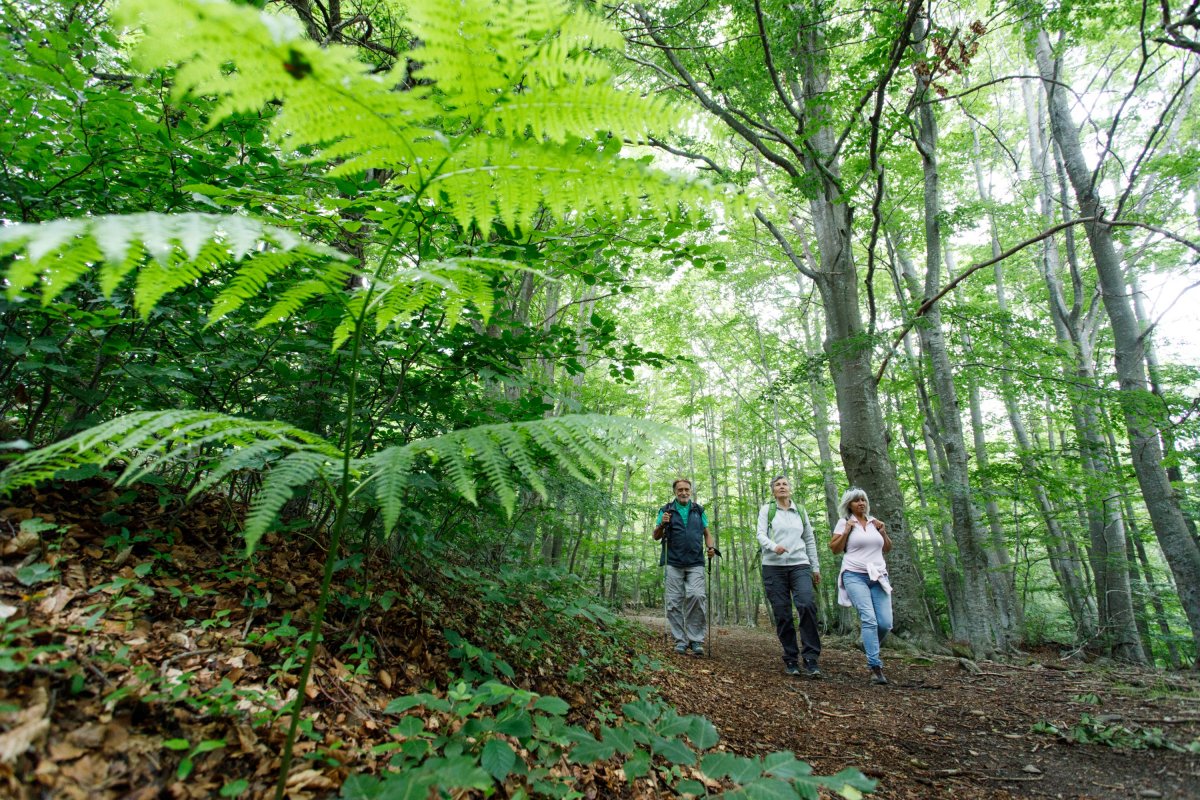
{"left": 830, "top": 0, "right": 924, "bottom": 165}
{"left": 874, "top": 217, "right": 1097, "bottom": 382}
{"left": 754, "top": 210, "right": 820, "bottom": 282}
{"left": 632, "top": 4, "right": 802, "bottom": 179}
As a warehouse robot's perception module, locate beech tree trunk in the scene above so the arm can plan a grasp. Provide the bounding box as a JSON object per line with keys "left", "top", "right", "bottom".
{"left": 797, "top": 25, "right": 931, "bottom": 642}
{"left": 1015, "top": 75, "right": 1144, "bottom": 658}
{"left": 911, "top": 44, "right": 1006, "bottom": 654}
{"left": 1034, "top": 30, "right": 1200, "bottom": 651}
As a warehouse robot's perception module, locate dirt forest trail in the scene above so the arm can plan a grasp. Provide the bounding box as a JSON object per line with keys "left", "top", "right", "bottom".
{"left": 630, "top": 615, "right": 1200, "bottom": 800}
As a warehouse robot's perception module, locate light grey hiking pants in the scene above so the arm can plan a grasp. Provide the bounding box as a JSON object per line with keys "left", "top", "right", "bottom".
{"left": 665, "top": 564, "right": 707, "bottom": 645}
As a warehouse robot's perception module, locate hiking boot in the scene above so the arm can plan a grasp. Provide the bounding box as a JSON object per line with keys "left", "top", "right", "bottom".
{"left": 689, "top": 642, "right": 705, "bottom": 656}
{"left": 804, "top": 663, "right": 823, "bottom": 680}
{"left": 870, "top": 666, "right": 888, "bottom": 685}
{"left": 674, "top": 643, "right": 688, "bottom": 654}
{"left": 785, "top": 664, "right": 802, "bottom": 677}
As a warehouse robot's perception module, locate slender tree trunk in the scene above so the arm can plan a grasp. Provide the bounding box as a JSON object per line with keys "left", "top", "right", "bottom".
{"left": 911, "top": 48, "right": 1004, "bottom": 654}
{"left": 1129, "top": 272, "right": 1198, "bottom": 545}
{"left": 721, "top": 433, "right": 741, "bottom": 624}
{"left": 1034, "top": 30, "right": 1200, "bottom": 650}
{"left": 608, "top": 462, "right": 634, "bottom": 606}
{"left": 890, "top": 239, "right": 968, "bottom": 639}
{"left": 1017, "top": 77, "right": 1137, "bottom": 654}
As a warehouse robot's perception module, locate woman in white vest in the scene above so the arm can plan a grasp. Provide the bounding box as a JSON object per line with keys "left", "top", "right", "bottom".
{"left": 756, "top": 476, "right": 822, "bottom": 678}
{"left": 831, "top": 487, "right": 893, "bottom": 685}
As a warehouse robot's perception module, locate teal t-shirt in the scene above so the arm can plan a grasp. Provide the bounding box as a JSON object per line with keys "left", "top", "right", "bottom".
{"left": 657, "top": 500, "right": 709, "bottom": 528}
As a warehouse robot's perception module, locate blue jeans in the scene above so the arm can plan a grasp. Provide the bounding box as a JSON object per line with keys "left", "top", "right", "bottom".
{"left": 842, "top": 570, "right": 892, "bottom": 668}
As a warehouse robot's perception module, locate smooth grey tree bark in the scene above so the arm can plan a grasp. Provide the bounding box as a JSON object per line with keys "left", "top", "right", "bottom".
{"left": 967, "top": 112, "right": 1098, "bottom": 641}
{"left": 1129, "top": 272, "right": 1198, "bottom": 544}
{"left": 1017, "top": 76, "right": 1142, "bottom": 657}
{"left": 946, "top": 246, "right": 1022, "bottom": 639}
{"left": 888, "top": 239, "right": 969, "bottom": 639}
{"left": 909, "top": 37, "right": 1007, "bottom": 654}
{"left": 1034, "top": 29, "right": 1200, "bottom": 649}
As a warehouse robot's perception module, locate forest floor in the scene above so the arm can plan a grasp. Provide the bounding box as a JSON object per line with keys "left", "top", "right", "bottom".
{"left": 638, "top": 616, "right": 1200, "bottom": 799}
{"left": 2, "top": 476, "right": 1198, "bottom": 800}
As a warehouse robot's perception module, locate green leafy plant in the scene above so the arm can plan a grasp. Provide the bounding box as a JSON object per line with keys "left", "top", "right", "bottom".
{"left": 0, "top": 3, "right": 719, "bottom": 796}
{"left": 348, "top": 680, "right": 873, "bottom": 799}
{"left": 0, "top": 617, "right": 67, "bottom": 673}
{"left": 163, "top": 737, "right": 227, "bottom": 780}
{"left": 1033, "top": 714, "right": 1194, "bottom": 752}
{"left": 15, "top": 561, "right": 59, "bottom": 587}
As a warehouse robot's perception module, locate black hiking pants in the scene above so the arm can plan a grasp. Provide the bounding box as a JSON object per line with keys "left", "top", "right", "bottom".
{"left": 762, "top": 564, "right": 821, "bottom": 667}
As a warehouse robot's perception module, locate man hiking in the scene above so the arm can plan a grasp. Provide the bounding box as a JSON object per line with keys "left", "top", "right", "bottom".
{"left": 653, "top": 478, "right": 717, "bottom": 655}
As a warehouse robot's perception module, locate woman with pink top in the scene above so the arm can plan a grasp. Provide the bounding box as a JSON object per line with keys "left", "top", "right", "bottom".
{"left": 830, "top": 487, "right": 893, "bottom": 685}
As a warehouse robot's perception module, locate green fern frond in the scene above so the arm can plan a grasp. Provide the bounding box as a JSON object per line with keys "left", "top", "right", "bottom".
{"left": 0, "top": 410, "right": 340, "bottom": 553}
{"left": 359, "top": 416, "right": 671, "bottom": 524}
{"left": 209, "top": 252, "right": 356, "bottom": 325}
{"left": 256, "top": 278, "right": 335, "bottom": 329}
{"left": 0, "top": 213, "right": 339, "bottom": 312}
{"left": 421, "top": 138, "right": 722, "bottom": 238}
{"left": 526, "top": 420, "right": 602, "bottom": 481}
{"left": 360, "top": 445, "right": 417, "bottom": 535}
{"left": 243, "top": 450, "right": 336, "bottom": 554}
{"left": 493, "top": 426, "right": 547, "bottom": 499}
{"left": 425, "top": 436, "right": 479, "bottom": 506}
{"left": 472, "top": 431, "right": 519, "bottom": 515}
{"left": 404, "top": 0, "right": 623, "bottom": 100}
{"left": 186, "top": 439, "right": 287, "bottom": 498}
{"left": 115, "top": 0, "right": 730, "bottom": 240}
{"left": 117, "top": 0, "right": 438, "bottom": 166}
{"left": 487, "top": 85, "right": 685, "bottom": 145}
{"left": 372, "top": 258, "right": 522, "bottom": 333}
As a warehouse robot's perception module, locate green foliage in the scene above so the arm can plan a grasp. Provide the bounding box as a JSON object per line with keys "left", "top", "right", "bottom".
{"left": 163, "top": 737, "right": 227, "bottom": 780}
{"left": 0, "top": 4, "right": 723, "bottom": 797}
{"left": 114, "top": 0, "right": 718, "bottom": 239}
{"left": 0, "top": 213, "right": 340, "bottom": 311}
{"left": 1033, "top": 714, "right": 1197, "bottom": 752}
{"left": 359, "top": 679, "right": 872, "bottom": 799}
{"left": 0, "top": 617, "right": 67, "bottom": 673}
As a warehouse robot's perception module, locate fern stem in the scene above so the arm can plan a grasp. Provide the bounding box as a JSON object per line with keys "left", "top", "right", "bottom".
{"left": 272, "top": 249, "right": 383, "bottom": 800}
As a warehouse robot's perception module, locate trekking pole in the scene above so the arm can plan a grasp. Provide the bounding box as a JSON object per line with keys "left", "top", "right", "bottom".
{"left": 661, "top": 512, "right": 671, "bottom": 648}
{"left": 706, "top": 551, "right": 712, "bottom": 658}
{"left": 706, "top": 547, "right": 721, "bottom": 658}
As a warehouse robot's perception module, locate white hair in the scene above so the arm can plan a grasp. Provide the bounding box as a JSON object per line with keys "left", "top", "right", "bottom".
{"left": 837, "top": 487, "right": 870, "bottom": 519}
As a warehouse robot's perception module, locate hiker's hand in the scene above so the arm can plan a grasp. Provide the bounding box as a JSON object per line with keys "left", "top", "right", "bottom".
{"left": 874, "top": 520, "right": 886, "bottom": 534}
{"left": 774, "top": 545, "right": 787, "bottom": 555}
{"left": 812, "top": 573, "right": 821, "bottom": 587}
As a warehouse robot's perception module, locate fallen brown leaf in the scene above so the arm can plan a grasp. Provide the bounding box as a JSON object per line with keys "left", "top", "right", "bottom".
{"left": 0, "top": 718, "right": 50, "bottom": 763}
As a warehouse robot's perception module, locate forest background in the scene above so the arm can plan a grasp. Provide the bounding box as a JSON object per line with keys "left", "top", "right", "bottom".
{"left": 1, "top": 0, "right": 1199, "bottom": 797}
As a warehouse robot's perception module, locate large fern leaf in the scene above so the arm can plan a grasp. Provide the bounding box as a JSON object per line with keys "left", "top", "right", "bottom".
{"left": 359, "top": 415, "right": 672, "bottom": 532}
{"left": 116, "top": 0, "right": 439, "bottom": 164}
{"left": 0, "top": 213, "right": 341, "bottom": 314}
{"left": 242, "top": 450, "right": 337, "bottom": 554}
{"left": 114, "top": 0, "right": 732, "bottom": 239}
{"left": 0, "top": 411, "right": 342, "bottom": 553}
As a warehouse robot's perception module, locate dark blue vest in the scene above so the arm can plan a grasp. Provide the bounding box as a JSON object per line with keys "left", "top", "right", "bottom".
{"left": 659, "top": 501, "right": 705, "bottom": 568}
